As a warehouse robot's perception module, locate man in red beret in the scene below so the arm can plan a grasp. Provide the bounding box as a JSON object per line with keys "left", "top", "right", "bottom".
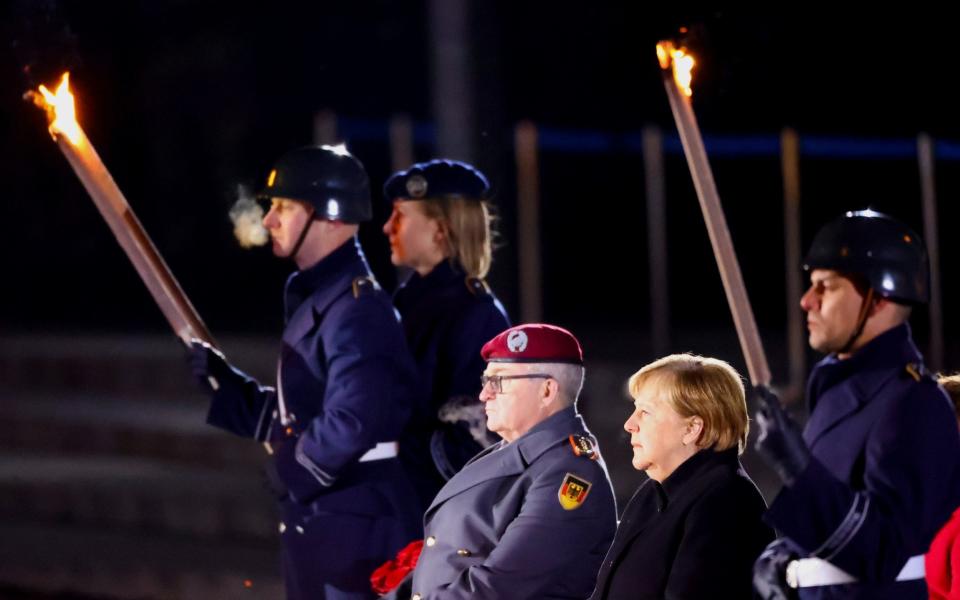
{"left": 386, "top": 324, "right": 617, "bottom": 600}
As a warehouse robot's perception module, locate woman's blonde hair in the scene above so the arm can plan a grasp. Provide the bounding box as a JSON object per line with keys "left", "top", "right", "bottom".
{"left": 628, "top": 353, "right": 749, "bottom": 454}
{"left": 420, "top": 197, "right": 495, "bottom": 279}
{"left": 939, "top": 374, "right": 960, "bottom": 417}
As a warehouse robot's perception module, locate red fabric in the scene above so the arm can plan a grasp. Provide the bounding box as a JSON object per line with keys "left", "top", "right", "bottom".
{"left": 370, "top": 539, "right": 424, "bottom": 595}
{"left": 481, "top": 323, "right": 583, "bottom": 364}
{"left": 927, "top": 508, "right": 960, "bottom": 600}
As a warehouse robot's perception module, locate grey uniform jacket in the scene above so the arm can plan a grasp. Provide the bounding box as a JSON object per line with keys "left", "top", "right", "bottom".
{"left": 391, "top": 406, "right": 617, "bottom": 600}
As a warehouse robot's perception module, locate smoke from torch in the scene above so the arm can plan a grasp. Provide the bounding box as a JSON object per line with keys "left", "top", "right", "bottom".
{"left": 229, "top": 184, "right": 269, "bottom": 248}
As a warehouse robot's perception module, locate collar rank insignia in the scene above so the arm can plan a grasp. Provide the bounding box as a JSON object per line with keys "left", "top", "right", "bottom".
{"left": 905, "top": 362, "right": 927, "bottom": 382}
{"left": 569, "top": 435, "right": 598, "bottom": 460}
{"left": 352, "top": 275, "right": 380, "bottom": 298}
{"left": 558, "top": 473, "right": 592, "bottom": 510}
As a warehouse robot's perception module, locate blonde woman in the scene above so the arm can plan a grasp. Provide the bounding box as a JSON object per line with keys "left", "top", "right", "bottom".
{"left": 383, "top": 159, "right": 510, "bottom": 512}
{"left": 591, "top": 354, "right": 774, "bottom": 599}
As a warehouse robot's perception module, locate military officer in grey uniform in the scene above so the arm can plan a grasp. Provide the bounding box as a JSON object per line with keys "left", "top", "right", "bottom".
{"left": 387, "top": 323, "right": 617, "bottom": 600}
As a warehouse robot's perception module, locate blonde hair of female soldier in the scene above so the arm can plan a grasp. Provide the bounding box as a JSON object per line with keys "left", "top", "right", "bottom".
{"left": 419, "top": 197, "right": 495, "bottom": 279}
{"left": 628, "top": 354, "right": 749, "bottom": 454}
{"left": 940, "top": 374, "right": 960, "bottom": 419}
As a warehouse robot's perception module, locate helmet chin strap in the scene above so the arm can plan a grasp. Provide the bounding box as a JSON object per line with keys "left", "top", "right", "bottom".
{"left": 287, "top": 206, "right": 317, "bottom": 261}
{"left": 838, "top": 287, "right": 875, "bottom": 355}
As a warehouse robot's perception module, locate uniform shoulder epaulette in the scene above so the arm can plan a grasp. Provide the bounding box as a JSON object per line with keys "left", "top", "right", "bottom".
{"left": 351, "top": 275, "right": 380, "bottom": 299}
{"left": 464, "top": 277, "right": 492, "bottom": 297}
{"left": 904, "top": 362, "right": 933, "bottom": 382}
{"left": 568, "top": 435, "right": 599, "bottom": 460}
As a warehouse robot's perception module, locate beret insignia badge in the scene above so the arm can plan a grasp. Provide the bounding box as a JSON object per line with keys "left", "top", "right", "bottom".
{"left": 406, "top": 174, "right": 428, "bottom": 198}
{"left": 506, "top": 330, "right": 528, "bottom": 353}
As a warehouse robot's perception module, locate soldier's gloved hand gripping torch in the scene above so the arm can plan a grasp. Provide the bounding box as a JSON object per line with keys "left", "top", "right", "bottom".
{"left": 188, "top": 340, "right": 241, "bottom": 395}
{"left": 753, "top": 386, "right": 810, "bottom": 486}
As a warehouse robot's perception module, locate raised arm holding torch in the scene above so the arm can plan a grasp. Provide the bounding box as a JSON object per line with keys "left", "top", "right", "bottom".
{"left": 26, "top": 73, "right": 214, "bottom": 349}
{"left": 656, "top": 41, "right": 771, "bottom": 388}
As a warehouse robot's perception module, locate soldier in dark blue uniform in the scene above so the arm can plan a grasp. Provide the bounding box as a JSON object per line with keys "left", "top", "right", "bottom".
{"left": 188, "top": 145, "right": 421, "bottom": 600}
{"left": 753, "top": 210, "right": 960, "bottom": 599}
{"left": 386, "top": 324, "right": 617, "bottom": 600}
{"left": 382, "top": 160, "right": 510, "bottom": 512}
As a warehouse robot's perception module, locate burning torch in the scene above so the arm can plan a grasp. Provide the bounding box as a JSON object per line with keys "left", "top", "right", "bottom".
{"left": 657, "top": 41, "right": 772, "bottom": 387}
{"left": 26, "top": 73, "right": 216, "bottom": 350}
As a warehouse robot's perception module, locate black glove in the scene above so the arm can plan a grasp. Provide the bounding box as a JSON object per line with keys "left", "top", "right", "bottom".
{"left": 753, "top": 539, "right": 798, "bottom": 600}
{"left": 753, "top": 385, "right": 810, "bottom": 486}
{"left": 186, "top": 338, "right": 235, "bottom": 395}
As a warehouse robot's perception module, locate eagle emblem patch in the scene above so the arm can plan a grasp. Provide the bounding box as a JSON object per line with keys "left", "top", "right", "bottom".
{"left": 558, "top": 473, "right": 592, "bottom": 510}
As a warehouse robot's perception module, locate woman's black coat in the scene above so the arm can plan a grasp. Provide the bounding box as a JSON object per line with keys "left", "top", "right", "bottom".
{"left": 590, "top": 447, "right": 775, "bottom": 599}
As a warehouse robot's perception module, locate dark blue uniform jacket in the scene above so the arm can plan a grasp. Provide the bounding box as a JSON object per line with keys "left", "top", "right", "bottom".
{"left": 207, "top": 238, "right": 421, "bottom": 598}
{"left": 766, "top": 323, "right": 960, "bottom": 599}
{"left": 393, "top": 260, "right": 509, "bottom": 510}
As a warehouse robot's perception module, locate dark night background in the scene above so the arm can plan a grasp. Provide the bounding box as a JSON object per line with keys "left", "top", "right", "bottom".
{"left": 2, "top": 3, "right": 959, "bottom": 598}
{"left": 4, "top": 4, "right": 959, "bottom": 346}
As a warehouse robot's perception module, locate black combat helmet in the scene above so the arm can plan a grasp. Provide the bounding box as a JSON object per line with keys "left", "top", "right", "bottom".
{"left": 803, "top": 210, "right": 929, "bottom": 304}
{"left": 259, "top": 145, "right": 372, "bottom": 223}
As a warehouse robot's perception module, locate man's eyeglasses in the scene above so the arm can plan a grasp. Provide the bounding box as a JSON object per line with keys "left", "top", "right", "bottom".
{"left": 480, "top": 373, "right": 551, "bottom": 394}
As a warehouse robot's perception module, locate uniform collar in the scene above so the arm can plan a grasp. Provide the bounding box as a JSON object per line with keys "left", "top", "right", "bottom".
{"left": 283, "top": 236, "right": 371, "bottom": 320}
{"left": 396, "top": 259, "right": 463, "bottom": 301}
{"left": 510, "top": 406, "right": 583, "bottom": 466}
{"left": 425, "top": 405, "right": 585, "bottom": 513}
{"left": 807, "top": 322, "right": 921, "bottom": 404}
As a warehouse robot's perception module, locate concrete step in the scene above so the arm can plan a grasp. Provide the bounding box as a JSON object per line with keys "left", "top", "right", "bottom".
{"left": 0, "top": 334, "right": 277, "bottom": 396}
{"left": 0, "top": 454, "right": 276, "bottom": 542}
{"left": 0, "top": 520, "right": 282, "bottom": 599}
{"left": 0, "top": 334, "right": 289, "bottom": 597}
{"left": 0, "top": 391, "right": 264, "bottom": 468}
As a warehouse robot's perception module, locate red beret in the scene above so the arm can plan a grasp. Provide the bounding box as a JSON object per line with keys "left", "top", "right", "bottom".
{"left": 481, "top": 324, "right": 583, "bottom": 365}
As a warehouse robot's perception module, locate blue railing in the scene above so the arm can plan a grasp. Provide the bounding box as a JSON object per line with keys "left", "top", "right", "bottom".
{"left": 337, "top": 116, "right": 960, "bottom": 160}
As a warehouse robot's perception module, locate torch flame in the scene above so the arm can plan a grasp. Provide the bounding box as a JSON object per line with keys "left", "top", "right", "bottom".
{"left": 656, "top": 41, "right": 695, "bottom": 98}
{"left": 36, "top": 72, "right": 82, "bottom": 144}
{"left": 656, "top": 44, "right": 670, "bottom": 69}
